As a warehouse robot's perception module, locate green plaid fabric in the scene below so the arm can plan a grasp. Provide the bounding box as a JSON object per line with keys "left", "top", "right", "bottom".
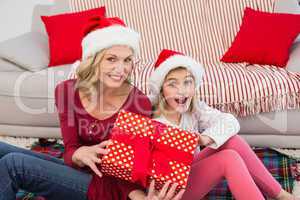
{"left": 16, "top": 143, "right": 296, "bottom": 200}
{"left": 205, "top": 148, "right": 296, "bottom": 200}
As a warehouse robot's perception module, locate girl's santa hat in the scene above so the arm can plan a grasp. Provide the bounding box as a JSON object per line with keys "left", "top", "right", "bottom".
{"left": 149, "top": 49, "right": 205, "bottom": 104}
{"left": 81, "top": 16, "right": 140, "bottom": 59}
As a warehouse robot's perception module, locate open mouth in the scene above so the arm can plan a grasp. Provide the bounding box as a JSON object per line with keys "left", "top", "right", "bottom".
{"left": 174, "top": 97, "right": 188, "bottom": 105}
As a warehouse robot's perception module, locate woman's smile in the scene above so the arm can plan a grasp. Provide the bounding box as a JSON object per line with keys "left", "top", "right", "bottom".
{"left": 107, "top": 73, "right": 125, "bottom": 81}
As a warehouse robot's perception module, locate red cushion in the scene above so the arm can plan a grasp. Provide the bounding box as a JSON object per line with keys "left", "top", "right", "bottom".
{"left": 41, "top": 7, "right": 106, "bottom": 67}
{"left": 221, "top": 7, "right": 300, "bottom": 68}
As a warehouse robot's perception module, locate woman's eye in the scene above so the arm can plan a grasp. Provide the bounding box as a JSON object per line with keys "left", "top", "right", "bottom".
{"left": 107, "top": 57, "right": 116, "bottom": 62}
{"left": 124, "top": 58, "right": 132, "bottom": 63}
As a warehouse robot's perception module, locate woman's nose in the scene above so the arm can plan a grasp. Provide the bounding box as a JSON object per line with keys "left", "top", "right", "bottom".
{"left": 113, "top": 63, "right": 125, "bottom": 73}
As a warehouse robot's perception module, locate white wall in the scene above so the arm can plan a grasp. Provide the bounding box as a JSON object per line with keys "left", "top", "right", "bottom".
{"left": 0, "top": 0, "right": 55, "bottom": 42}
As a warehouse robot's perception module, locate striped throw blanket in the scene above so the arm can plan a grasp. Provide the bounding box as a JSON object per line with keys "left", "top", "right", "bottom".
{"left": 67, "top": 0, "right": 300, "bottom": 117}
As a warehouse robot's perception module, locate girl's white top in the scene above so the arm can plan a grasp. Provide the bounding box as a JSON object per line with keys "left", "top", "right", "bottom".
{"left": 154, "top": 101, "right": 240, "bottom": 149}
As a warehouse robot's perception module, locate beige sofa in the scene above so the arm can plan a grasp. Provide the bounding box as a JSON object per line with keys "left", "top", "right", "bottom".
{"left": 0, "top": 0, "right": 299, "bottom": 148}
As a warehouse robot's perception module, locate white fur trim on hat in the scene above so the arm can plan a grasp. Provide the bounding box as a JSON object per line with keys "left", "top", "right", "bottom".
{"left": 149, "top": 55, "right": 205, "bottom": 105}
{"left": 81, "top": 25, "right": 140, "bottom": 60}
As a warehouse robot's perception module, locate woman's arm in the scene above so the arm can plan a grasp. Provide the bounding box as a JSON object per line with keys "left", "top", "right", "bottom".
{"left": 196, "top": 101, "right": 240, "bottom": 149}
{"left": 55, "top": 81, "right": 81, "bottom": 168}
{"left": 55, "top": 80, "right": 111, "bottom": 176}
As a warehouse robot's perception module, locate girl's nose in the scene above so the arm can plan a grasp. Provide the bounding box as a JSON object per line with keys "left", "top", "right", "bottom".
{"left": 177, "top": 85, "right": 186, "bottom": 94}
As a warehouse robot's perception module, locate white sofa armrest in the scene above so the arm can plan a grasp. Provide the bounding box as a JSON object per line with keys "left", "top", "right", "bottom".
{"left": 287, "top": 42, "right": 300, "bottom": 72}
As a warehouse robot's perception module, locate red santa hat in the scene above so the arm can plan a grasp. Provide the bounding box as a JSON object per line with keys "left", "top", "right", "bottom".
{"left": 149, "top": 49, "right": 205, "bottom": 104}
{"left": 81, "top": 16, "right": 140, "bottom": 60}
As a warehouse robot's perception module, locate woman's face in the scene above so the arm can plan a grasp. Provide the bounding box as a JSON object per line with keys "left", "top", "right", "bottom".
{"left": 98, "top": 45, "right": 134, "bottom": 88}
{"left": 162, "top": 67, "right": 195, "bottom": 113}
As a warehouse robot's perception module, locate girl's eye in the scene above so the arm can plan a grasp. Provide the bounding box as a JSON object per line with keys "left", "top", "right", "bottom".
{"left": 107, "top": 57, "right": 117, "bottom": 62}
{"left": 167, "top": 82, "right": 176, "bottom": 88}
{"left": 184, "top": 80, "right": 193, "bottom": 85}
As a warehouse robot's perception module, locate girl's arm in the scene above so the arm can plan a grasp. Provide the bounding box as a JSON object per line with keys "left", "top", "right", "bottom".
{"left": 196, "top": 101, "right": 240, "bottom": 149}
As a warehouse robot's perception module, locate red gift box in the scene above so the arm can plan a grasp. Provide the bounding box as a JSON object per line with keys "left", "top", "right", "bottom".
{"left": 101, "top": 110, "right": 199, "bottom": 191}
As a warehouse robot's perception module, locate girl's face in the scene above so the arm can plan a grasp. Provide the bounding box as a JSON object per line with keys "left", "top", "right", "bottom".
{"left": 162, "top": 67, "right": 195, "bottom": 113}
{"left": 98, "top": 45, "right": 133, "bottom": 88}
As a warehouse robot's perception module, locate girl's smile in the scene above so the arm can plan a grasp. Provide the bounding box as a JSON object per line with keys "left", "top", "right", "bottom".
{"left": 174, "top": 96, "right": 189, "bottom": 105}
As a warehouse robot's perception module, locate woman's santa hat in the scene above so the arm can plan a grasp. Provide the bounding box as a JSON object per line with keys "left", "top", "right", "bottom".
{"left": 67, "top": 16, "right": 140, "bottom": 79}
{"left": 149, "top": 49, "right": 205, "bottom": 104}
{"left": 81, "top": 16, "right": 140, "bottom": 59}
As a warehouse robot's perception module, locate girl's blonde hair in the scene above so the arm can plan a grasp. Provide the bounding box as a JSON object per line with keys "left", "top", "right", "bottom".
{"left": 152, "top": 67, "right": 200, "bottom": 118}
{"left": 74, "top": 50, "right": 106, "bottom": 101}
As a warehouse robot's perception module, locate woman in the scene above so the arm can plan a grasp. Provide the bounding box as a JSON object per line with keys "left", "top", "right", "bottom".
{"left": 0, "top": 17, "right": 183, "bottom": 200}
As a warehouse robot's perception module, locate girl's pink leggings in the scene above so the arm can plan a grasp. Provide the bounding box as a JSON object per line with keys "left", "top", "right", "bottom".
{"left": 181, "top": 135, "right": 282, "bottom": 200}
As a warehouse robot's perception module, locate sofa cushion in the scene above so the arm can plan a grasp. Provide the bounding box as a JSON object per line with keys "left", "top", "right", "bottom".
{"left": 31, "top": 4, "right": 53, "bottom": 35}
{"left": 0, "top": 65, "right": 71, "bottom": 127}
{"left": 238, "top": 109, "right": 300, "bottom": 136}
{"left": 0, "top": 32, "right": 49, "bottom": 72}
{"left": 0, "top": 59, "right": 25, "bottom": 72}
{"left": 41, "top": 6, "right": 106, "bottom": 67}
{"left": 69, "top": 0, "right": 104, "bottom": 12}
{"left": 31, "top": 0, "right": 71, "bottom": 34}
{"left": 221, "top": 7, "right": 300, "bottom": 68}
{"left": 0, "top": 0, "right": 53, "bottom": 43}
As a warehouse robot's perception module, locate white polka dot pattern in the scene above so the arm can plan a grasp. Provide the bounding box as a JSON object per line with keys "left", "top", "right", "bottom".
{"left": 101, "top": 110, "right": 199, "bottom": 191}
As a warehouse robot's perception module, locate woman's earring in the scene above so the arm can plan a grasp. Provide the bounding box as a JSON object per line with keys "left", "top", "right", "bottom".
{"left": 126, "top": 74, "right": 132, "bottom": 84}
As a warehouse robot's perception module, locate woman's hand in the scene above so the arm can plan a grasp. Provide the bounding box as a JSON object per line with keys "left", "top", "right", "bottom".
{"left": 145, "top": 180, "right": 185, "bottom": 200}
{"left": 198, "top": 135, "right": 214, "bottom": 146}
{"left": 72, "top": 140, "right": 111, "bottom": 177}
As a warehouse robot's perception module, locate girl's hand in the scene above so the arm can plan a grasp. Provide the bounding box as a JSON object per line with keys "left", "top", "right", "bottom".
{"left": 145, "top": 180, "right": 185, "bottom": 200}
{"left": 72, "top": 140, "right": 111, "bottom": 177}
{"left": 198, "top": 135, "right": 214, "bottom": 146}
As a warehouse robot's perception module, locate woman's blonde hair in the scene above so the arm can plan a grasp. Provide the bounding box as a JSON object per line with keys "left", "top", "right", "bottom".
{"left": 152, "top": 67, "right": 200, "bottom": 118}
{"left": 74, "top": 50, "right": 106, "bottom": 101}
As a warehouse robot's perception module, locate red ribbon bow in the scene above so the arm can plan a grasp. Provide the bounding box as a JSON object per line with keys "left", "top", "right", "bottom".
{"left": 111, "top": 120, "right": 194, "bottom": 188}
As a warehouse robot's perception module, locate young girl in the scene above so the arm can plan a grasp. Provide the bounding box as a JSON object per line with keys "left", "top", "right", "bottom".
{"left": 149, "top": 49, "right": 299, "bottom": 200}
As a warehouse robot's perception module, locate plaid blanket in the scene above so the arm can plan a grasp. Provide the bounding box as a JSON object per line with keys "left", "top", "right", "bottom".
{"left": 16, "top": 142, "right": 296, "bottom": 200}
{"left": 205, "top": 148, "right": 296, "bottom": 200}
